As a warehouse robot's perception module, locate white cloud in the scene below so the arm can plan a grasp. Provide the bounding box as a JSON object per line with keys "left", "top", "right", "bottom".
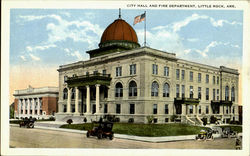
{"left": 26, "top": 44, "right": 56, "bottom": 52}
{"left": 19, "top": 15, "right": 47, "bottom": 21}
{"left": 187, "top": 38, "right": 199, "bottom": 42}
{"left": 20, "top": 55, "right": 26, "bottom": 61}
{"left": 29, "top": 54, "right": 40, "bottom": 61}
{"left": 152, "top": 13, "right": 242, "bottom": 32}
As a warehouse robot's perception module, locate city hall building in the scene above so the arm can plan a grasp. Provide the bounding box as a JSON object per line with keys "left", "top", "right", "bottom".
{"left": 56, "top": 15, "right": 239, "bottom": 124}
{"left": 13, "top": 86, "right": 58, "bottom": 119}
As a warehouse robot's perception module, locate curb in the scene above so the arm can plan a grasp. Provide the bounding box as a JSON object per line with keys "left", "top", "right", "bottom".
{"left": 10, "top": 124, "right": 221, "bottom": 143}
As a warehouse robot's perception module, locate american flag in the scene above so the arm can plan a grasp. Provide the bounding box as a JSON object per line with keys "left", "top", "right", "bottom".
{"left": 133, "top": 13, "right": 145, "bottom": 25}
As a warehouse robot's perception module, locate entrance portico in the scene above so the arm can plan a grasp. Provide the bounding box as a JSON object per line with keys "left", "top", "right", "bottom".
{"left": 64, "top": 73, "right": 111, "bottom": 116}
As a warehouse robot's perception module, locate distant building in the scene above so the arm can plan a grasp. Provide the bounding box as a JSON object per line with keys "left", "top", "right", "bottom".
{"left": 13, "top": 85, "right": 58, "bottom": 119}
{"left": 56, "top": 13, "right": 240, "bottom": 124}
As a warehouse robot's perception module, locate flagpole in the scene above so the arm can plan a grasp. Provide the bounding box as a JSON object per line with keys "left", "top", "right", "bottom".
{"left": 144, "top": 11, "right": 146, "bottom": 47}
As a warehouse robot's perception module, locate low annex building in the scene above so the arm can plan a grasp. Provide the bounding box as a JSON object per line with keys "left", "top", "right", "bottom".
{"left": 13, "top": 85, "right": 58, "bottom": 119}
{"left": 56, "top": 13, "right": 239, "bottom": 124}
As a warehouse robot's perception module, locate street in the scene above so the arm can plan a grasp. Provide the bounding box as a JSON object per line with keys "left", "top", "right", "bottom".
{"left": 10, "top": 126, "right": 236, "bottom": 149}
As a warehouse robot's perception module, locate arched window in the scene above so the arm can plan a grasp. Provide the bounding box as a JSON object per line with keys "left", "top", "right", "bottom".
{"left": 115, "top": 82, "right": 123, "bottom": 97}
{"left": 71, "top": 88, "right": 75, "bottom": 99}
{"left": 151, "top": 81, "right": 159, "bottom": 96}
{"left": 129, "top": 81, "right": 137, "bottom": 96}
{"left": 231, "top": 87, "right": 235, "bottom": 102}
{"left": 163, "top": 83, "right": 170, "bottom": 97}
{"left": 63, "top": 88, "right": 68, "bottom": 99}
{"left": 225, "top": 86, "right": 229, "bottom": 101}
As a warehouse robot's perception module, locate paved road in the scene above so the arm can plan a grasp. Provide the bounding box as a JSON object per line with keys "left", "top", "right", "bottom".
{"left": 10, "top": 126, "right": 236, "bottom": 149}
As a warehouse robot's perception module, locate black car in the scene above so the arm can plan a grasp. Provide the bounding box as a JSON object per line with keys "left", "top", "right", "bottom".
{"left": 19, "top": 117, "right": 35, "bottom": 128}
{"left": 86, "top": 121, "right": 114, "bottom": 140}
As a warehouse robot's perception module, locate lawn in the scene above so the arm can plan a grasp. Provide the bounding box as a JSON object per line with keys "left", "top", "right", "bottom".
{"left": 217, "top": 125, "right": 242, "bottom": 133}
{"left": 60, "top": 123, "right": 210, "bottom": 137}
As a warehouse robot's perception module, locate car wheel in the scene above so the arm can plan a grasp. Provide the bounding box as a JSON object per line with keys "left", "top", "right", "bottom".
{"left": 109, "top": 135, "right": 113, "bottom": 140}
{"left": 86, "top": 132, "right": 90, "bottom": 138}
{"left": 97, "top": 133, "right": 102, "bottom": 139}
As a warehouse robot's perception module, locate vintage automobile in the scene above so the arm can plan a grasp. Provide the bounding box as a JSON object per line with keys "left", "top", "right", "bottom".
{"left": 195, "top": 129, "right": 214, "bottom": 140}
{"left": 221, "top": 127, "right": 237, "bottom": 138}
{"left": 19, "top": 117, "right": 35, "bottom": 128}
{"left": 86, "top": 121, "right": 114, "bottom": 140}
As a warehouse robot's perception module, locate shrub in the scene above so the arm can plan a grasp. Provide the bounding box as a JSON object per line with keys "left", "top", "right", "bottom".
{"left": 201, "top": 117, "right": 207, "bottom": 126}
{"left": 115, "top": 117, "right": 120, "bottom": 122}
{"left": 210, "top": 115, "right": 217, "bottom": 124}
{"left": 67, "top": 119, "right": 73, "bottom": 124}
{"left": 83, "top": 117, "right": 87, "bottom": 123}
{"left": 146, "top": 115, "right": 154, "bottom": 124}
{"left": 170, "top": 115, "right": 178, "bottom": 122}
{"left": 49, "top": 116, "right": 55, "bottom": 121}
{"left": 128, "top": 118, "right": 134, "bottom": 123}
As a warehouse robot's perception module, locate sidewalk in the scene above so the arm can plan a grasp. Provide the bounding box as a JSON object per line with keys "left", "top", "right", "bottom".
{"left": 10, "top": 122, "right": 221, "bottom": 143}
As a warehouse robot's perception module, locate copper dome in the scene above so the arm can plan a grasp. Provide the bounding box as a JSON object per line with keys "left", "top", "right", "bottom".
{"left": 100, "top": 19, "right": 138, "bottom": 45}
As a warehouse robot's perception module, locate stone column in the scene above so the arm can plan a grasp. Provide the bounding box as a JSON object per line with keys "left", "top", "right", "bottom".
{"left": 182, "top": 104, "right": 186, "bottom": 115}
{"left": 209, "top": 105, "right": 213, "bottom": 115}
{"left": 32, "top": 98, "right": 35, "bottom": 116}
{"left": 75, "top": 87, "right": 79, "bottom": 114}
{"left": 22, "top": 99, "right": 26, "bottom": 115}
{"left": 18, "top": 99, "right": 21, "bottom": 116}
{"left": 86, "top": 85, "right": 91, "bottom": 114}
{"left": 37, "top": 98, "right": 40, "bottom": 115}
{"left": 67, "top": 88, "right": 72, "bottom": 113}
{"left": 220, "top": 105, "right": 223, "bottom": 115}
{"left": 95, "top": 84, "right": 100, "bottom": 114}
{"left": 27, "top": 99, "right": 30, "bottom": 115}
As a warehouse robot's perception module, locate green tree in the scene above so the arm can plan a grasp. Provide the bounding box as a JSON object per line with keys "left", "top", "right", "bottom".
{"left": 9, "top": 104, "right": 14, "bottom": 119}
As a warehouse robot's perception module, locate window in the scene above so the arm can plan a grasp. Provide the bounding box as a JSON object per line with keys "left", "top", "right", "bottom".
{"left": 217, "top": 76, "right": 219, "bottom": 84}
{"left": 225, "top": 86, "right": 229, "bottom": 101}
{"left": 226, "top": 106, "right": 228, "bottom": 114}
{"left": 181, "top": 85, "right": 185, "bottom": 98}
{"left": 163, "top": 83, "right": 170, "bottom": 97}
{"left": 153, "top": 118, "right": 158, "bottom": 123}
{"left": 198, "top": 73, "right": 201, "bottom": 83}
{"left": 86, "top": 71, "right": 89, "bottom": 76}
{"left": 189, "top": 105, "right": 193, "bottom": 114}
{"left": 153, "top": 104, "right": 157, "bottom": 114}
{"left": 102, "top": 69, "right": 106, "bottom": 75}
{"left": 231, "top": 87, "right": 235, "bottom": 102}
{"left": 63, "top": 105, "right": 66, "bottom": 112}
{"left": 151, "top": 81, "right": 159, "bottom": 96}
{"left": 198, "top": 105, "right": 201, "bottom": 114}
{"left": 176, "top": 84, "right": 180, "bottom": 98}
{"left": 233, "top": 106, "right": 235, "bottom": 114}
{"left": 206, "top": 106, "right": 209, "bottom": 114}
{"left": 176, "top": 69, "right": 180, "bottom": 80}
{"left": 213, "top": 89, "right": 216, "bottom": 100}
{"left": 63, "top": 88, "right": 68, "bottom": 99}
{"left": 92, "top": 104, "right": 96, "bottom": 114}
{"left": 115, "top": 82, "right": 123, "bottom": 97}
{"left": 181, "top": 70, "right": 185, "bottom": 80}
{"left": 130, "top": 104, "right": 135, "bottom": 114}
{"left": 71, "top": 88, "right": 75, "bottom": 99}
{"left": 64, "top": 76, "right": 68, "bottom": 83}
{"left": 206, "top": 88, "right": 209, "bottom": 100}
{"left": 190, "top": 86, "right": 194, "bottom": 98}
{"left": 213, "top": 76, "right": 216, "bottom": 84}
{"left": 116, "top": 104, "right": 121, "bottom": 114}
{"left": 116, "top": 67, "right": 122, "bottom": 77}
{"left": 165, "top": 104, "right": 169, "bottom": 114}
{"left": 104, "top": 104, "right": 108, "bottom": 113}
{"left": 71, "top": 105, "right": 75, "bottom": 113}
{"left": 206, "top": 74, "right": 209, "bottom": 83}
{"left": 198, "top": 87, "right": 201, "bottom": 99}
{"left": 217, "top": 89, "right": 220, "bottom": 100}
{"left": 152, "top": 64, "right": 158, "bottom": 75}
{"left": 129, "top": 81, "right": 137, "bottom": 97}
{"left": 164, "top": 66, "right": 169, "bottom": 76}
{"left": 130, "top": 64, "right": 136, "bottom": 75}
{"left": 189, "top": 71, "right": 193, "bottom": 81}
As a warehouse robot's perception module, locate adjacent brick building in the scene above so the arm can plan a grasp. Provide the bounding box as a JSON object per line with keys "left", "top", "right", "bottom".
{"left": 13, "top": 85, "right": 58, "bottom": 119}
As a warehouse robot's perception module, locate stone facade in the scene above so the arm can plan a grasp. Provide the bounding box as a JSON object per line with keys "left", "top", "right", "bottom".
{"left": 13, "top": 85, "right": 58, "bottom": 119}
{"left": 56, "top": 47, "right": 239, "bottom": 124}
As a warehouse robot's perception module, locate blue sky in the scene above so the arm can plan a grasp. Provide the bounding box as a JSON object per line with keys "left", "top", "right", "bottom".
{"left": 10, "top": 9, "right": 243, "bottom": 69}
